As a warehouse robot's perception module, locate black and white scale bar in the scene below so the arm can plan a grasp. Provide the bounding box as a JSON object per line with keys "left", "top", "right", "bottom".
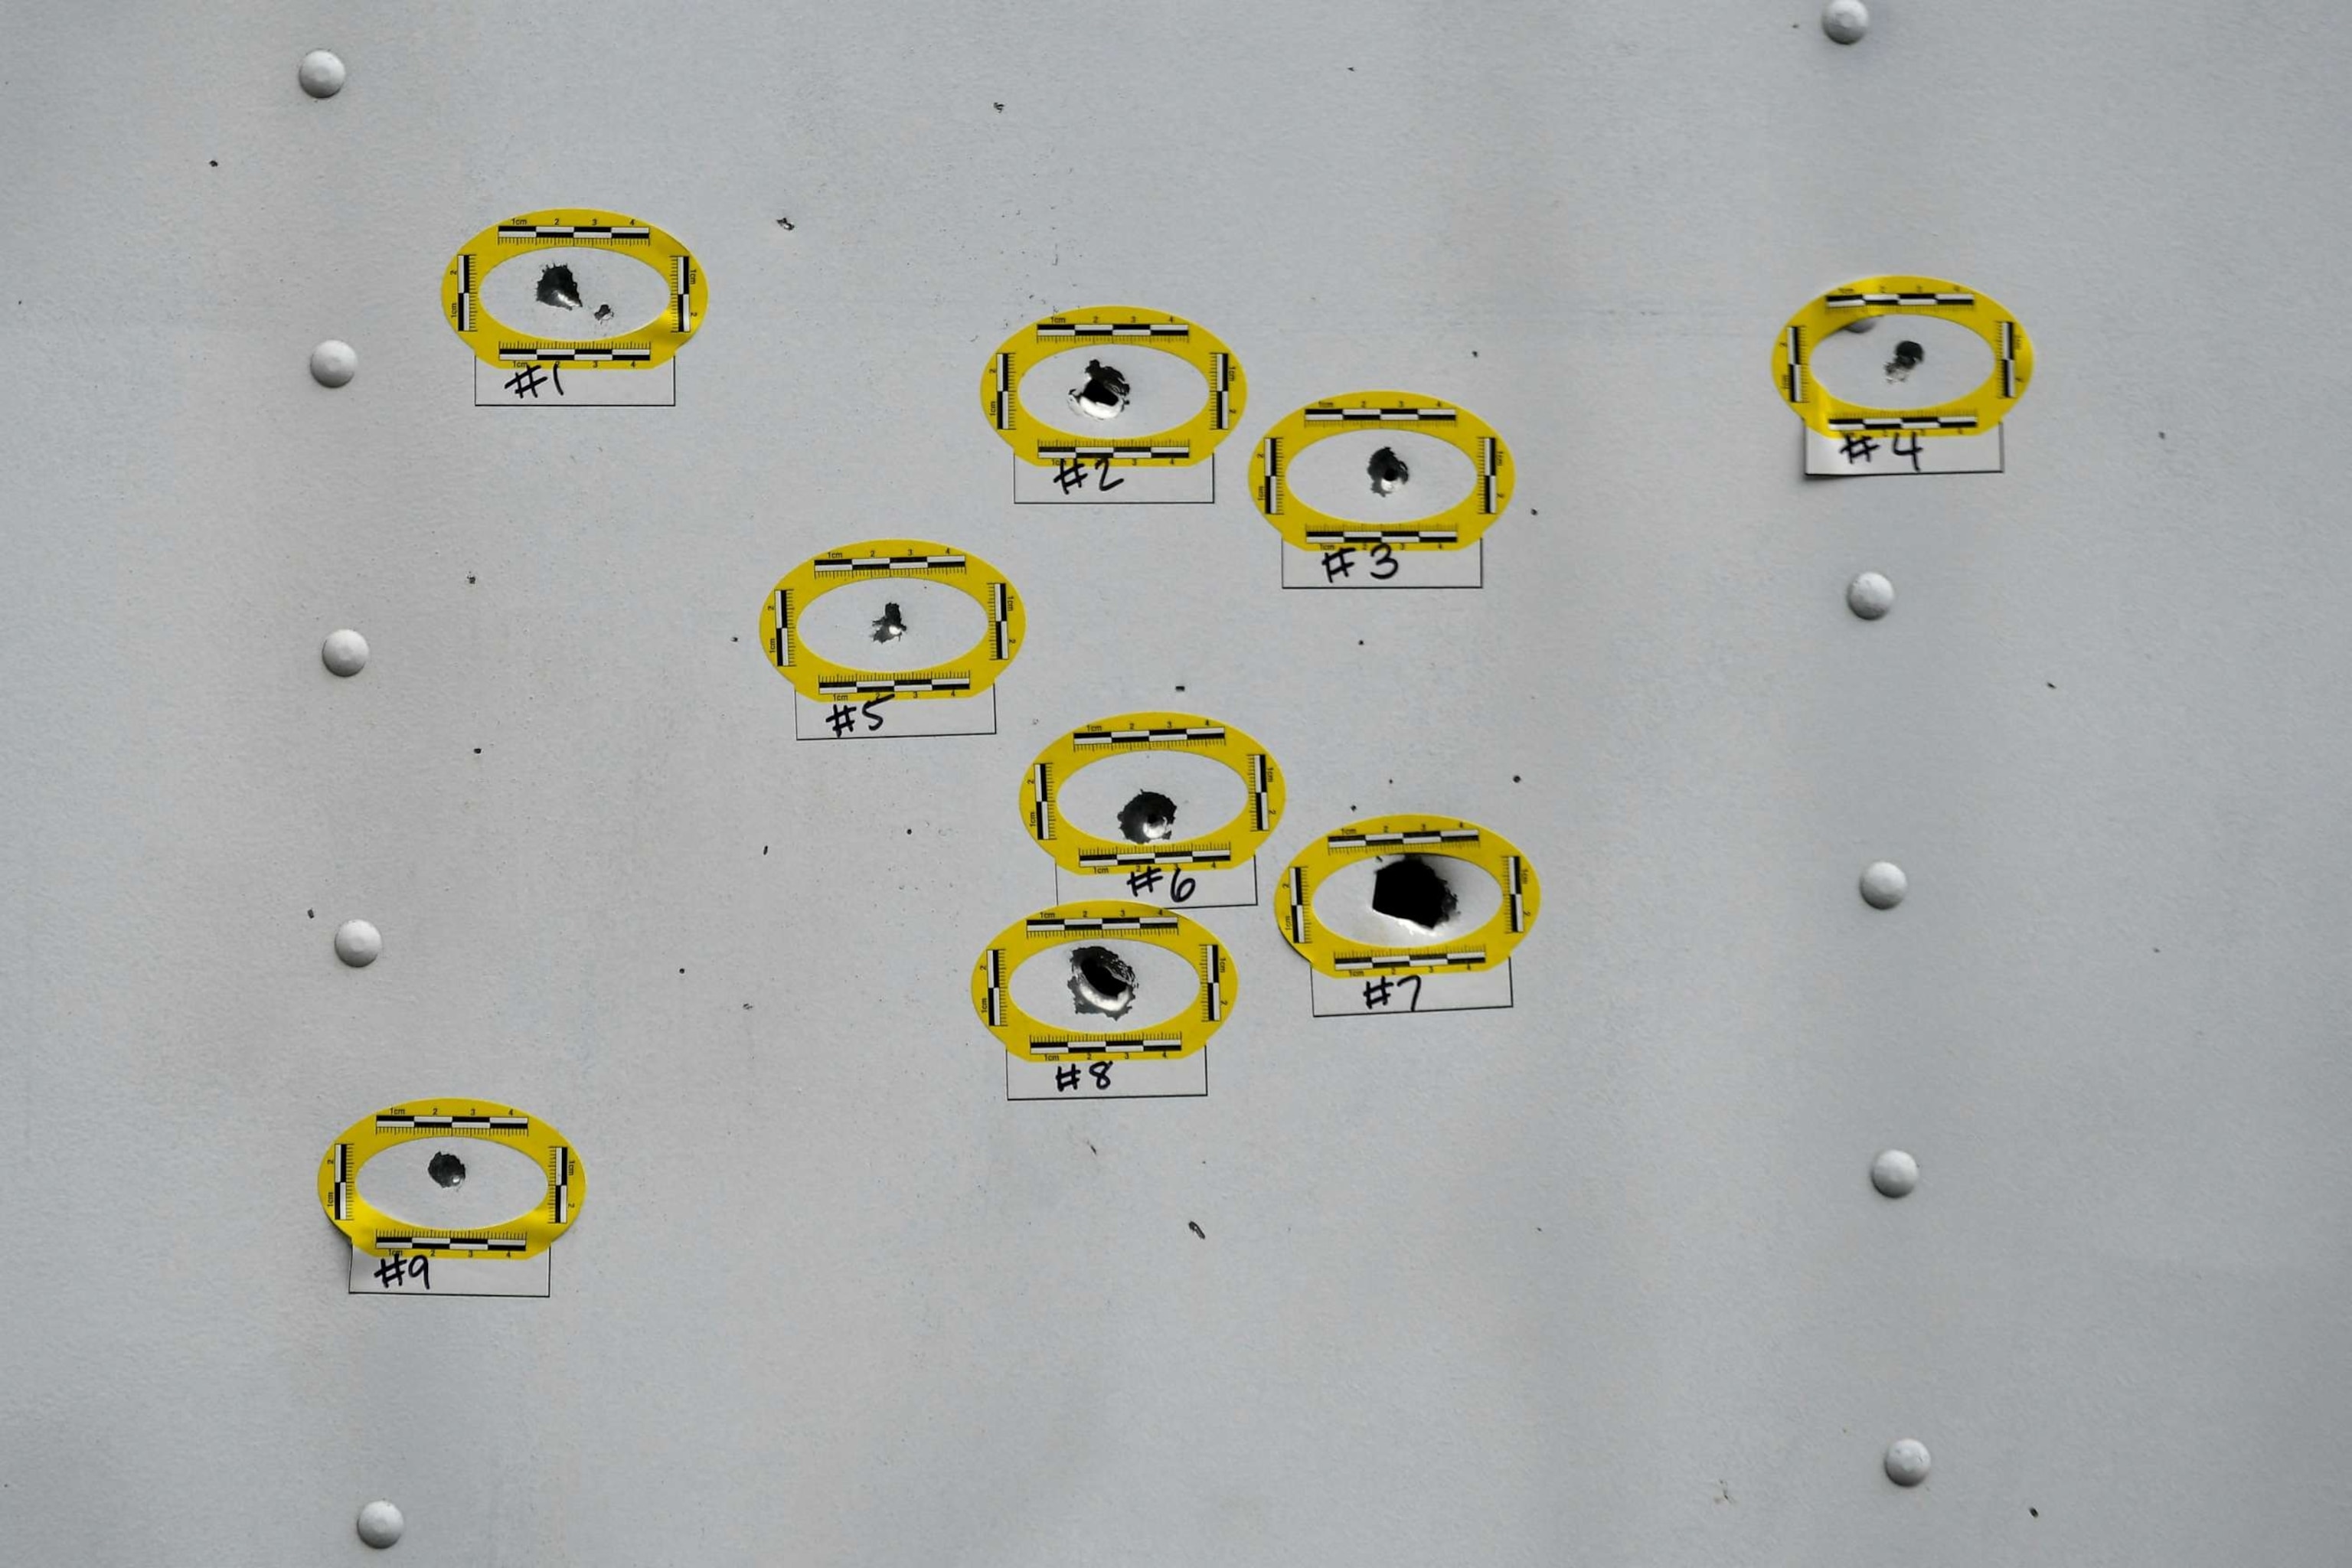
{"left": 1506, "top": 856, "right": 1526, "bottom": 934}
{"left": 1037, "top": 443, "right": 1190, "bottom": 459}
{"left": 550, "top": 1145, "right": 572, "bottom": 1226}
{"left": 985, "top": 949, "right": 1006, "bottom": 1028}
{"left": 1824, "top": 291, "right": 1974, "bottom": 307}
{"left": 497, "top": 224, "right": 652, "bottom": 240}
{"left": 1249, "top": 753, "right": 1271, "bottom": 832}
{"left": 2000, "top": 320, "right": 2017, "bottom": 398}
{"left": 991, "top": 583, "right": 1011, "bottom": 662}
{"left": 1304, "top": 407, "right": 1458, "bottom": 423}
{"left": 497, "top": 346, "right": 654, "bottom": 363}
{"left": 1030, "top": 1037, "right": 1184, "bottom": 1055}
{"left": 1076, "top": 849, "right": 1233, "bottom": 868}
{"left": 1329, "top": 828, "right": 1481, "bottom": 850}
{"left": 813, "top": 554, "right": 966, "bottom": 573}
{"left": 1211, "top": 353, "right": 1232, "bottom": 430}
{"left": 1030, "top": 763, "right": 1054, "bottom": 841}
{"left": 1202, "top": 946, "right": 1224, "bottom": 1022}
{"left": 995, "top": 354, "right": 1016, "bottom": 430}
{"left": 1480, "top": 437, "right": 1500, "bottom": 514}
{"left": 816, "top": 675, "right": 972, "bottom": 694}
{"left": 1305, "top": 528, "right": 1459, "bottom": 545}
{"left": 1335, "top": 949, "right": 1487, "bottom": 972}
{"left": 333, "top": 1144, "right": 352, "bottom": 1221}
{"left": 1828, "top": 414, "right": 1979, "bottom": 431}
{"left": 673, "top": 256, "right": 694, "bottom": 335}
{"left": 1026, "top": 914, "right": 1181, "bottom": 934}
{"left": 458, "top": 255, "right": 477, "bottom": 333}
{"left": 375, "top": 1236, "right": 530, "bottom": 1253}
{"left": 1784, "top": 325, "right": 1805, "bottom": 403}
{"left": 375, "top": 1114, "right": 530, "bottom": 1131}
{"left": 1035, "top": 322, "right": 1190, "bottom": 338}
{"left": 1260, "top": 436, "right": 1284, "bottom": 514}
{"left": 1288, "top": 867, "right": 1309, "bottom": 945}
{"left": 774, "top": 589, "right": 793, "bottom": 669}
{"left": 1073, "top": 726, "right": 1226, "bottom": 746}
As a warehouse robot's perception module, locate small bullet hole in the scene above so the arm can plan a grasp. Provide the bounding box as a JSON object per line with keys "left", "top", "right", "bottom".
{"left": 1068, "top": 946, "right": 1137, "bottom": 1019}
{"left": 473, "top": 748, "right": 481, "bottom": 754}
{"left": 1367, "top": 446, "right": 1410, "bottom": 496}
{"left": 428, "top": 1152, "right": 466, "bottom": 1189}
{"left": 1372, "top": 856, "right": 1459, "bottom": 930}
{"left": 871, "top": 601, "right": 908, "bottom": 644}
{"left": 1068, "top": 359, "right": 1129, "bottom": 420}
{"left": 993, "top": 102, "right": 1004, "bottom": 111}
{"left": 1174, "top": 684, "right": 1186, "bottom": 692}
{"left": 732, "top": 636, "right": 739, "bottom": 642}
{"left": 308, "top": 909, "right": 315, "bottom": 918}
{"left": 209, "top": 158, "right": 217, "bottom": 166}
{"left": 1188, "top": 1220, "right": 1205, "bottom": 1238}
{"left": 763, "top": 845, "right": 769, "bottom": 854}
{"left": 678, "top": 968, "right": 685, "bottom": 974}
{"left": 775, "top": 216, "right": 794, "bottom": 230}
{"left": 593, "top": 303, "right": 614, "bottom": 325}
{"left": 2047, "top": 682, "right": 2056, "bottom": 689}
{"left": 1512, "top": 775, "right": 1522, "bottom": 782}
{"left": 2030, "top": 1508, "right": 2039, "bottom": 1518}
{"left": 1118, "top": 790, "right": 1178, "bottom": 844}
{"left": 1885, "top": 339, "right": 1924, "bottom": 382}
{"left": 537, "top": 263, "right": 583, "bottom": 311}
{"left": 467, "top": 575, "right": 476, "bottom": 584}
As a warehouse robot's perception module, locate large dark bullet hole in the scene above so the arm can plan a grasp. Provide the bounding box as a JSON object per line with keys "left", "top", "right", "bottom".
{"left": 1068, "top": 359, "right": 1130, "bottom": 420}
{"left": 536, "top": 263, "right": 583, "bottom": 312}
{"left": 427, "top": 1152, "right": 467, "bottom": 1189}
{"left": 1117, "top": 790, "right": 1178, "bottom": 844}
{"left": 1370, "top": 855, "right": 1459, "bottom": 932}
{"left": 1067, "top": 945, "right": 1138, "bottom": 1019}
{"left": 1367, "top": 446, "right": 1410, "bottom": 496}
{"left": 1884, "top": 339, "right": 1923, "bottom": 382}
{"left": 871, "top": 601, "right": 907, "bottom": 644}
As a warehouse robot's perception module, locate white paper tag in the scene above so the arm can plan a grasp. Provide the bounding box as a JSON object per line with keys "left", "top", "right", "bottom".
{"left": 1282, "top": 540, "right": 1484, "bottom": 590}
{"left": 348, "top": 1246, "right": 551, "bottom": 1298}
{"left": 1308, "top": 960, "right": 1514, "bottom": 1018}
{"left": 1053, "top": 855, "right": 1257, "bottom": 911}
{"left": 1006, "top": 1049, "right": 1208, "bottom": 1100}
{"left": 1805, "top": 424, "right": 2002, "bottom": 476}
{"left": 474, "top": 360, "right": 675, "bottom": 407}
{"left": 1013, "top": 453, "right": 1216, "bottom": 504}
{"left": 795, "top": 687, "right": 997, "bottom": 740}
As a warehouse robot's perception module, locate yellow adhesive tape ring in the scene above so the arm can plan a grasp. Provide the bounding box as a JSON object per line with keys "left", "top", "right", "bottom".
{"left": 440, "top": 207, "right": 707, "bottom": 371}
{"left": 972, "top": 900, "right": 1237, "bottom": 1063}
{"left": 1273, "top": 815, "right": 1541, "bottom": 978}
{"left": 1249, "top": 391, "right": 1514, "bottom": 552}
{"left": 1018, "top": 712, "right": 1285, "bottom": 876}
{"left": 318, "top": 1099, "right": 584, "bottom": 1261}
{"left": 982, "top": 305, "right": 1245, "bottom": 466}
{"left": 759, "top": 539, "right": 1024, "bottom": 701}
{"left": 1772, "top": 275, "right": 2034, "bottom": 437}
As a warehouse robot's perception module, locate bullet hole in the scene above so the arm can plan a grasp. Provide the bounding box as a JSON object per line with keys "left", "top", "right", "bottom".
{"left": 208, "top": 159, "right": 217, "bottom": 167}
{"left": 1068, "top": 359, "right": 1129, "bottom": 420}
{"left": 466, "top": 575, "right": 476, "bottom": 584}
{"left": 427, "top": 1152, "right": 466, "bottom": 1189}
{"left": 473, "top": 747, "right": 481, "bottom": 754}
{"left": 993, "top": 102, "right": 1004, "bottom": 111}
{"left": 537, "top": 264, "right": 583, "bottom": 311}
{"left": 1067, "top": 946, "right": 1137, "bottom": 1019}
{"left": 775, "top": 215, "right": 795, "bottom": 230}
{"left": 308, "top": 909, "right": 315, "bottom": 919}
{"left": 763, "top": 845, "right": 769, "bottom": 854}
{"left": 1512, "top": 774, "right": 1522, "bottom": 782}
{"left": 1174, "top": 684, "right": 1186, "bottom": 692}
{"left": 871, "top": 601, "right": 908, "bottom": 644}
{"left": 1188, "top": 1220, "right": 1206, "bottom": 1238}
{"left": 1367, "top": 446, "right": 1410, "bottom": 496}
{"left": 2047, "top": 681, "right": 2056, "bottom": 689}
{"left": 593, "top": 303, "right": 614, "bottom": 325}
{"left": 2030, "top": 1508, "right": 2040, "bottom": 1518}
{"left": 1371, "top": 856, "right": 1459, "bottom": 931}
{"left": 1884, "top": 339, "right": 1924, "bottom": 382}
{"left": 1118, "top": 791, "right": 1178, "bottom": 844}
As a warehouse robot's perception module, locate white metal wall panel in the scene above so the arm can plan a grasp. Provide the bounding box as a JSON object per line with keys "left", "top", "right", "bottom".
{"left": 3, "top": 2, "right": 2349, "bottom": 1563}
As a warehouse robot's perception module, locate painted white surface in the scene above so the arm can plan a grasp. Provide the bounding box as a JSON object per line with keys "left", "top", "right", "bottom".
{"left": 4, "top": 2, "right": 2351, "bottom": 1563}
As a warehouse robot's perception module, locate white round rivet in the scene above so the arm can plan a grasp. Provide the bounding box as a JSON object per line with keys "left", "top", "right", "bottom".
{"left": 299, "top": 51, "right": 348, "bottom": 98}
{"left": 1847, "top": 572, "right": 1895, "bottom": 620}
{"left": 1870, "top": 1148, "right": 1919, "bottom": 1197}
{"left": 321, "top": 629, "right": 369, "bottom": 677}
{"left": 309, "top": 340, "right": 358, "bottom": 387}
{"left": 1859, "top": 861, "right": 1908, "bottom": 910}
{"left": 335, "top": 920, "right": 382, "bottom": 968}
{"left": 1884, "top": 1438, "right": 1931, "bottom": 1486}
{"left": 1822, "top": 0, "right": 1870, "bottom": 44}
{"left": 355, "top": 1498, "right": 403, "bottom": 1547}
